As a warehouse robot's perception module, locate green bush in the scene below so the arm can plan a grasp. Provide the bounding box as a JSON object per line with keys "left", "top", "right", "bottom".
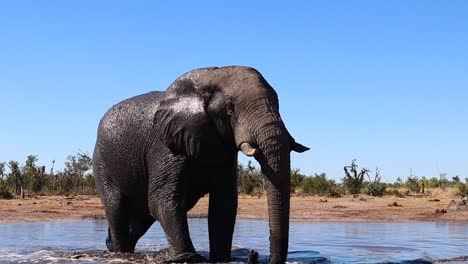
{"left": 427, "top": 177, "right": 440, "bottom": 188}
{"left": 0, "top": 181, "right": 13, "bottom": 199}
{"left": 342, "top": 160, "right": 368, "bottom": 195}
{"left": 302, "top": 173, "right": 334, "bottom": 195}
{"left": 405, "top": 176, "right": 420, "bottom": 192}
{"left": 290, "top": 169, "right": 306, "bottom": 193}
{"left": 456, "top": 183, "right": 468, "bottom": 197}
{"left": 238, "top": 161, "right": 263, "bottom": 195}
{"left": 386, "top": 189, "right": 405, "bottom": 197}
{"left": 365, "top": 182, "right": 387, "bottom": 197}
{"left": 439, "top": 174, "right": 449, "bottom": 190}
{"left": 326, "top": 187, "right": 342, "bottom": 198}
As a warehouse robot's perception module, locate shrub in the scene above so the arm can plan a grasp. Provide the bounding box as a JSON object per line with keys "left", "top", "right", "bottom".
{"left": 342, "top": 159, "right": 369, "bottom": 195}
{"left": 394, "top": 177, "right": 403, "bottom": 188}
{"left": 428, "top": 177, "right": 440, "bottom": 188}
{"left": 326, "top": 187, "right": 342, "bottom": 198}
{"left": 238, "top": 161, "right": 263, "bottom": 195}
{"left": 302, "top": 173, "right": 333, "bottom": 195}
{"left": 456, "top": 183, "right": 468, "bottom": 197}
{"left": 290, "top": 169, "right": 306, "bottom": 193}
{"left": 365, "top": 182, "right": 387, "bottom": 197}
{"left": 0, "top": 181, "right": 13, "bottom": 199}
{"left": 439, "top": 174, "right": 449, "bottom": 190}
{"left": 405, "top": 176, "right": 420, "bottom": 193}
{"left": 363, "top": 167, "right": 386, "bottom": 196}
{"left": 386, "top": 189, "right": 405, "bottom": 197}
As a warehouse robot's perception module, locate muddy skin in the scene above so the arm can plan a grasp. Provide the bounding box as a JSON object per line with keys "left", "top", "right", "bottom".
{"left": 93, "top": 66, "right": 308, "bottom": 263}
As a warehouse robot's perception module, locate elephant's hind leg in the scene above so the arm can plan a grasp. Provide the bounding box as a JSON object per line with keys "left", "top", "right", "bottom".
{"left": 102, "top": 191, "right": 132, "bottom": 252}
{"left": 103, "top": 194, "right": 154, "bottom": 253}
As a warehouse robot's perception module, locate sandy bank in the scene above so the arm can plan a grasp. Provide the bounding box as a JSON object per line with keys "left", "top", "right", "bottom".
{"left": 0, "top": 191, "right": 466, "bottom": 223}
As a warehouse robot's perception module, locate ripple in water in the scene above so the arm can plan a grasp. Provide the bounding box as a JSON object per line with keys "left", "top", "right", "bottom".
{"left": 0, "top": 220, "right": 466, "bottom": 263}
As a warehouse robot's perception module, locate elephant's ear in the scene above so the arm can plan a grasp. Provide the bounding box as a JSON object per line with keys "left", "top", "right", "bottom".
{"left": 292, "top": 142, "right": 309, "bottom": 153}
{"left": 153, "top": 80, "right": 221, "bottom": 158}
{"left": 287, "top": 131, "right": 310, "bottom": 153}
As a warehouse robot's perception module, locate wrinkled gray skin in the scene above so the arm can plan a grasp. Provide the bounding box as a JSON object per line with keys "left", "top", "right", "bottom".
{"left": 93, "top": 66, "right": 309, "bottom": 264}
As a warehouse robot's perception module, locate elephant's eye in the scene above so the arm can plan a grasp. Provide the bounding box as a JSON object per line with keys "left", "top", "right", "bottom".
{"left": 226, "top": 103, "right": 235, "bottom": 116}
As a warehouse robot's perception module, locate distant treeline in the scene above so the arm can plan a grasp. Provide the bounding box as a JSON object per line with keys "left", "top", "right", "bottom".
{"left": 238, "top": 159, "right": 468, "bottom": 198}
{"left": 1, "top": 155, "right": 467, "bottom": 199}
{"left": 0, "top": 152, "right": 94, "bottom": 199}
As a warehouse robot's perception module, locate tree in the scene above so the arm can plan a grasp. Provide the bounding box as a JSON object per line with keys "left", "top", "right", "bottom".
{"left": 439, "top": 173, "right": 449, "bottom": 190}
{"left": 395, "top": 177, "right": 403, "bottom": 187}
{"left": 419, "top": 176, "right": 429, "bottom": 194}
{"left": 32, "top": 166, "right": 45, "bottom": 193}
{"left": 49, "top": 160, "right": 57, "bottom": 192}
{"left": 61, "top": 152, "right": 93, "bottom": 194}
{"left": 342, "top": 159, "right": 369, "bottom": 195}
{"left": 23, "top": 155, "right": 45, "bottom": 194}
{"left": 0, "top": 153, "right": 99, "bottom": 197}
{"left": 0, "top": 162, "right": 5, "bottom": 180}
{"left": 0, "top": 161, "right": 13, "bottom": 199}
{"left": 7, "top": 161, "right": 23, "bottom": 198}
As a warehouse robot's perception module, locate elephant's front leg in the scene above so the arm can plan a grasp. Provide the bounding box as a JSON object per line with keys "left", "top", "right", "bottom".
{"left": 208, "top": 162, "right": 238, "bottom": 262}
{"left": 148, "top": 162, "right": 204, "bottom": 262}
{"left": 154, "top": 202, "right": 203, "bottom": 262}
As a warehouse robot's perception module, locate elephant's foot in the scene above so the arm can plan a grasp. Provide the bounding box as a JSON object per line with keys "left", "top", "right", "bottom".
{"left": 247, "top": 249, "right": 259, "bottom": 264}
{"left": 105, "top": 228, "right": 134, "bottom": 253}
{"left": 168, "top": 252, "right": 206, "bottom": 263}
{"left": 157, "top": 248, "right": 206, "bottom": 263}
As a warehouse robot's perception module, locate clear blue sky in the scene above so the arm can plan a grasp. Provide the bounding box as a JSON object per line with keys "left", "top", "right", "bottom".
{"left": 1, "top": 1, "right": 467, "bottom": 182}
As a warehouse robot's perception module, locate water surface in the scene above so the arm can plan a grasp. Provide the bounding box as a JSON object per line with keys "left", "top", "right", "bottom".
{"left": 0, "top": 219, "right": 466, "bottom": 263}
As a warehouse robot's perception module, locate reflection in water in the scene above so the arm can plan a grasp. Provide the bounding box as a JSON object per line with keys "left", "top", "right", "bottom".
{"left": 0, "top": 220, "right": 467, "bottom": 263}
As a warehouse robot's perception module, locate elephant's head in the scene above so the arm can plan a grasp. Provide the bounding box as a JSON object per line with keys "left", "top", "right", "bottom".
{"left": 155, "top": 66, "right": 309, "bottom": 263}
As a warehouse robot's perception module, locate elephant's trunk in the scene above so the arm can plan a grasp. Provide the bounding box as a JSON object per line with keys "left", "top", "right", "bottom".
{"left": 263, "top": 155, "right": 290, "bottom": 264}
{"left": 249, "top": 113, "right": 291, "bottom": 264}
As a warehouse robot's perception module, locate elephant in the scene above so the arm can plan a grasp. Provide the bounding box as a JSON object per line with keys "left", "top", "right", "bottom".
{"left": 93, "top": 66, "right": 309, "bottom": 263}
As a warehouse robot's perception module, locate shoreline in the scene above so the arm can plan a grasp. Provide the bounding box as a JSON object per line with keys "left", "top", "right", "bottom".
{"left": 0, "top": 192, "right": 467, "bottom": 224}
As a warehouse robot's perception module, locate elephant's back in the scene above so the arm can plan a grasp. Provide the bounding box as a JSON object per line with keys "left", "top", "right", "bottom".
{"left": 97, "top": 91, "right": 163, "bottom": 142}
{"left": 93, "top": 91, "right": 164, "bottom": 193}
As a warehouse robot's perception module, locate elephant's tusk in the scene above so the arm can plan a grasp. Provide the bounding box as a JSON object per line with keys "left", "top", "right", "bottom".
{"left": 240, "top": 142, "right": 258, "bottom": 157}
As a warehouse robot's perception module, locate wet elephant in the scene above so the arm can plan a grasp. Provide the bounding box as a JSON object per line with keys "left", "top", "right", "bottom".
{"left": 93, "top": 66, "right": 309, "bottom": 263}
